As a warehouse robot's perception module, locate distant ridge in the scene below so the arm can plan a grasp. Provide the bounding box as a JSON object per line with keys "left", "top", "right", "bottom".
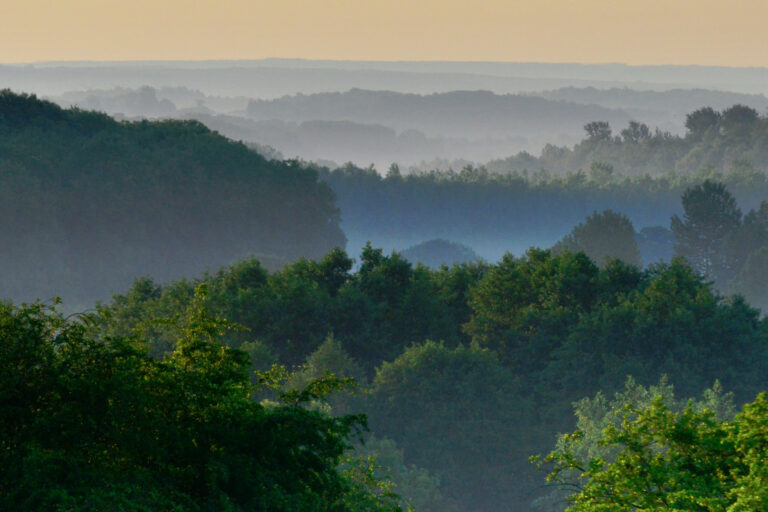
{"left": 3, "top": 60, "right": 767, "bottom": 98}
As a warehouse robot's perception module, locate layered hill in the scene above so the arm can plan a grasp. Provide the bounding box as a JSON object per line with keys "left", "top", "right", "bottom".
{"left": 0, "top": 90, "right": 345, "bottom": 305}
{"left": 245, "top": 88, "right": 630, "bottom": 140}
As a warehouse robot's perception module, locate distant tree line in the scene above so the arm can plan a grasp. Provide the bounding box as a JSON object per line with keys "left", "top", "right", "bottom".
{"left": 316, "top": 104, "right": 768, "bottom": 263}
{"left": 489, "top": 104, "right": 768, "bottom": 176}
{"left": 319, "top": 155, "right": 768, "bottom": 261}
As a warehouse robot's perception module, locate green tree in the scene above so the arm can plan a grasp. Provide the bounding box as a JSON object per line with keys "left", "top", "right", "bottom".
{"left": 721, "top": 104, "right": 759, "bottom": 133}
{"left": 532, "top": 377, "right": 735, "bottom": 511}
{"left": 0, "top": 288, "right": 373, "bottom": 511}
{"left": 730, "top": 247, "right": 768, "bottom": 313}
{"left": 466, "top": 249, "right": 599, "bottom": 369}
{"left": 588, "top": 161, "right": 614, "bottom": 185}
{"left": 0, "top": 90, "right": 347, "bottom": 306}
{"left": 685, "top": 106, "right": 720, "bottom": 139}
{"left": 536, "top": 389, "right": 768, "bottom": 512}
{"left": 553, "top": 210, "right": 642, "bottom": 268}
{"left": 545, "top": 258, "right": 766, "bottom": 403}
{"left": 336, "top": 243, "right": 457, "bottom": 365}
{"left": 350, "top": 437, "right": 454, "bottom": 512}
{"left": 671, "top": 180, "right": 742, "bottom": 281}
{"left": 620, "top": 120, "right": 651, "bottom": 143}
{"left": 583, "top": 121, "right": 612, "bottom": 141}
{"left": 287, "top": 335, "right": 367, "bottom": 415}
{"left": 367, "top": 341, "right": 532, "bottom": 512}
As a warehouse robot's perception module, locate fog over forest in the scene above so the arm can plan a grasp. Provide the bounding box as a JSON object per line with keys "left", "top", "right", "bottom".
{"left": 5, "top": 59, "right": 768, "bottom": 512}
{"left": 14, "top": 60, "right": 765, "bottom": 170}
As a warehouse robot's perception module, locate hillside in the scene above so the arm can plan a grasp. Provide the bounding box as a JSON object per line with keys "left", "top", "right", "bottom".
{"left": 246, "top": 88, "right": 631, "bottom": 140}
{"left": 0, "top": 90, "right": 345, "bottom": 305}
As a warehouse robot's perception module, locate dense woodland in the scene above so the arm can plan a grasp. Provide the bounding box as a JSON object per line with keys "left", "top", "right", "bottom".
{"left": 0, "top": 90, "right": 344, "bottom": 305}
{"left": 8, "top": 243, "right": 768, "bottom": 511}
{"left": 320, "top": 161, "right": 768, "bottom": 262}
{"left": 4, "top": 88, "right": 768, "bottom": 511}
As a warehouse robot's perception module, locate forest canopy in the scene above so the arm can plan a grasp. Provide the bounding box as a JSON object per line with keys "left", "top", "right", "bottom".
{"left": 91, "top": 243, "right": 768, "bottom": 511}
{"left": 4, "top": 89, "right": 768, "bottom": 511}
{"left": 0, "top": 90, "right": 345, "bottom": 306}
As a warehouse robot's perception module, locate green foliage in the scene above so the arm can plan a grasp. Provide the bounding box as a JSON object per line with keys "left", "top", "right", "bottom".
{"left": 465, "top": 249, "right": 599, "bottom": 369}
{"left": 668, "top": 181, "right": 768, "bottom": 306}
{"left": 287, "top": 335, "right": 367, "bottom": 415}
{"left": 685, "top": 107, "right": 720, "bottom": 140}
{"left": 532, "top": 377, "right": 736, "bottom": 511}
{"left": 545, "top": 259, "right": 766, "bottom": 403}
{"left": 0, "top": 289, "right": 371, "bottom": 511}
{"left": 537, "top": 386, "right": 768, "bottom": 512}
{"left": 94, "top": 245, "right": 768, "bottom": 512}
{"left": 620, "top": 121, "right": 651, "bottom": 144}
{"left": 367, "top": 340, "right": 533, "bottom": 511}
{"left": 584, "top": 121, "right": 612, "bottom": 142}
{"left": 321, "top": 106, "right": 768, "bottom": 269}
{"left": 291, "top": 335, "right": 367, "bottom": 385}
{"left": 730, "top": 247, "right": 768, "bottom": 312}
{"left": 466, "top": 248, "right": 766, "bottom": 407}
{"left": 102, "top": 246, "right": 471, "bottom": 369}
{"left": 0, "top": 89, "right": 345, "bottom": 305}
{"left": 671, "top": 180, "right": 742, "bottom": 280}
{"left": 337, "top": 453, "right": 404, "bottom": 512}
{"left": 352, "top": 437, "right": 455, "bottom": 512}
{"left": 553, "top": 210, "right": 642, "bottom": 268}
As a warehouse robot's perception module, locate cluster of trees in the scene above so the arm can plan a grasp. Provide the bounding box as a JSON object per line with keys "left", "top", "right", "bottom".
{"left": 670, "top": 181, "right": 768, "bottom": 304}
{"left": 189, "top": 114, "right": 519, "bottom": 171}
{"left": 538, "top": 87, "right": 768, "bottom": 126}
{"left": 5, "top": 243, "right": 768, "bottom": 510}
{"left": 5, "top": 92, "right": 768, "bottom": 315}
{"left": 537, "top": 379, "right": 768, "bottom": 511}
{"left": 0, "top": 90, "right": 345, "bottom": 306}
{"left": 99, "top": 245, "right": 475, "bottom": 366}
{"left": 553, "top": 180, "right": 768, "bottom": 311}
{"left": 552, "top": 210, "right": 642, "bottom": 268}
{"left": 489, "top": 104, "right": 768, "bottom": 176}
{"left": 89, "top": 240, "right": 768, "bottom": 511}
{"left": 0, "top": 287, "right": 409, "bottom": 512}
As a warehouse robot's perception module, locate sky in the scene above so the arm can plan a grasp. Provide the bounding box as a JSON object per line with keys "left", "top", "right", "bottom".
{"left": 1, "top": 0, "right": 767, "bottom": 67}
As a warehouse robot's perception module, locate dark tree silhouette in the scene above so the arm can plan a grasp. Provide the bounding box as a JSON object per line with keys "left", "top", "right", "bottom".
{"left": 671, "top": 180, "right": 742, "bottom": 280}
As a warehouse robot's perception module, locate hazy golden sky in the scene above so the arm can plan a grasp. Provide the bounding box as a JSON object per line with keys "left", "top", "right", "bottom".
{"left": 1, "top": 0, "right": 766, "bottom": 66}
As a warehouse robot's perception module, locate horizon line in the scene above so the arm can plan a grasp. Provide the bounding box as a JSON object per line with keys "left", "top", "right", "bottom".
{"left": 3, "top": 58, "right": 768, "bottom": 71}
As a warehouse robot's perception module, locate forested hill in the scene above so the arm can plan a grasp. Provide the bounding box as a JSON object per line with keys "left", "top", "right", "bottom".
{"left": 245, "top": 88, "right": 630, "bottom": 139}
{"left": 0, "top": 90, "right": 345, "bottom": 306}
